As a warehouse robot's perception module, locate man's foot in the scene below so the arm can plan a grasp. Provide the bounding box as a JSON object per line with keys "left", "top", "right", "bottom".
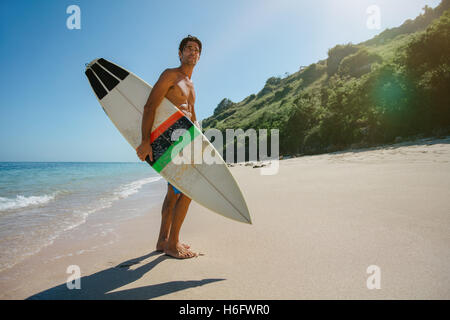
{"left": 156, "top": 240, "right": 190, "bottom": 252}
{"left": 164, "top": 242, "right": 198, "bottom": 259}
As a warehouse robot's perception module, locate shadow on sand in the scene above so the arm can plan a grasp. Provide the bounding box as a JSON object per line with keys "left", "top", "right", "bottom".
{"left": 26, "top": 251, "right": 225, "bottom": 300}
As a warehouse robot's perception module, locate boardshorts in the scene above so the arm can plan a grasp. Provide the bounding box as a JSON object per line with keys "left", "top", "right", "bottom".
{"left": 168, "top": 182, "right": 182, "bottom": 195}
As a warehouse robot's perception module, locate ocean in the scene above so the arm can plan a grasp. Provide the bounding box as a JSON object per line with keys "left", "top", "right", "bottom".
{"left": 0, "top": 162, "right": 164, "bottom": 272}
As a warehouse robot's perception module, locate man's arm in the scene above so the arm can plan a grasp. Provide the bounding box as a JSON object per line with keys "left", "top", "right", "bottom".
{"left": 141, "top": 70, "right": 174, "bottom": 143}
{"left": 136, "top": 70, "right": 174, "bottom": 161}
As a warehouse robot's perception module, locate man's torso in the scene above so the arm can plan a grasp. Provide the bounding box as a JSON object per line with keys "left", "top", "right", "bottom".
{"left": 164, "top": 68, "right": 195, "bottom": 120}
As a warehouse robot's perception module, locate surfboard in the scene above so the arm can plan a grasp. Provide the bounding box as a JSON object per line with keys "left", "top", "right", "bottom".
{"left": 85, "top": 58, "right": 251, "bottom": 224}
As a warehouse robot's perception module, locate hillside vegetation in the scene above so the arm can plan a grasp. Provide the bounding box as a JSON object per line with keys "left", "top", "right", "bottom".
{"left": 202, "top": 0, "right": 450, "bottom": 160}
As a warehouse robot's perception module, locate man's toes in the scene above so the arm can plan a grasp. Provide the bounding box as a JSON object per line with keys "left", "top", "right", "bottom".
{"left": 181, "top": 250, "right": 197, "bottom": 259}
{"left": 188, "top": 250, "right": 198, "bottom": 258}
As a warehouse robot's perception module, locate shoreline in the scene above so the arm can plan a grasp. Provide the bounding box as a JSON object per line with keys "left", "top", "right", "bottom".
{"left": 0, "top": 171, "right": 164, "bottom": 273}
{"left": 1, "top": 137, "right": 450, "bottom": 299}
{"left": 0, "top": 177, "right": 167, "bottom": 299}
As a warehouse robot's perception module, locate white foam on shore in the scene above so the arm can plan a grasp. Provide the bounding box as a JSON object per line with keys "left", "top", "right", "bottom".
{"left": 0, "top": 175, "right": 163, "bottom": 273}
{"left": 67, "top": 176, "right": 162, "bottom": 234}
{"left": 71, "top": 176, "right": 162, "bottom": 218}
{"left": 0, "top": 193, "right": 58, "bottom": 212}
{"left": 114, "top": 176, "right": 162, "bottom": 199}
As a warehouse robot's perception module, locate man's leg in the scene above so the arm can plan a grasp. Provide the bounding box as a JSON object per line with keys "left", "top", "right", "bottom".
{"left": 156, "top": 185, "right": 177, "bottom": 251}
{"left": 156, "top": 184, "right": 191, "bottom": 252}
{"left": 164, "top": 194, "right": 197, "bottom": 259}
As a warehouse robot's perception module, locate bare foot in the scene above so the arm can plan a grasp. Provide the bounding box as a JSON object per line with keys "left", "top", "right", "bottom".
{"left": 164, "top": 242, "right": 198, "bottom": 259}
{"left": 156, "top": 240, "right": 190, "bottom": 252}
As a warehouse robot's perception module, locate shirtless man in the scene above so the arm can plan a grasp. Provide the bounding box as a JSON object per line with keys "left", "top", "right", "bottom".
{"left": 136, "top": 35, "right": 201, "bottom": 259}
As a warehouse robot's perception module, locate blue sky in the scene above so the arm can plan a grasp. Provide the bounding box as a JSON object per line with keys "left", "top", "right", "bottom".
{"left": 0, "top": 0, "right": 441, "bottom": 162}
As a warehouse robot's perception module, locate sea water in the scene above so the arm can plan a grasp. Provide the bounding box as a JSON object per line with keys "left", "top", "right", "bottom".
{"left": 0, "top": 162, "right": 163, "bottom": 272}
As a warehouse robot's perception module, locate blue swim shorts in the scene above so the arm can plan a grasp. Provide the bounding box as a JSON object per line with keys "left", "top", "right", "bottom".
{"left": 168, "top": 182, "right": 182, "bottom": 195}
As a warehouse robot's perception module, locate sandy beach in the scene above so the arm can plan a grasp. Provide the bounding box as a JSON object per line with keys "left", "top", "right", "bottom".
{"left": 1, "top": 137, "right": 449, "bottom": 300}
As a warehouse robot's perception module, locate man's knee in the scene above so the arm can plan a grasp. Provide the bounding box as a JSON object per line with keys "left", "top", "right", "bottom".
{"left": 163, "top": 190, "right": 178, "bottom": 211}
{"left": 179, "top": 195, "right": 191, "bottom": 205}
{"left": 168, "top": 194, "right": 179, "bottom": 209}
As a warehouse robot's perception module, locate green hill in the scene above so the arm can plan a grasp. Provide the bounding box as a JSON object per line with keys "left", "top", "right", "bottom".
{"left": 202, "top": 0, "right": 450, "bottom": 159}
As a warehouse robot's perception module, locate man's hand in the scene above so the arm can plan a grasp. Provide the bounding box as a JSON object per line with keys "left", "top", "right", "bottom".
{"left": 136, "top": 141, "right": 153, "bottom": 162}
{"left": 179, "top": 103, "right": 192, "bottom": 120}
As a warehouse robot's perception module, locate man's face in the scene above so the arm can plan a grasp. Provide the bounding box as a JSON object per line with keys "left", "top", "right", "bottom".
{"left": 179, "top": 41, "right": 200, "bottom": 66}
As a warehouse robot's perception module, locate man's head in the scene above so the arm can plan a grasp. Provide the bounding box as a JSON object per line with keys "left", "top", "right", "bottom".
{"left": 178, "top": 35, "right": 202, "bottom": 65}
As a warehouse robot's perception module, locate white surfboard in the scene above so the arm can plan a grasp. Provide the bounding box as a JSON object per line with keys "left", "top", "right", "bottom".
{"left": 85, "top": 58, "right": 251, "bottom": 224}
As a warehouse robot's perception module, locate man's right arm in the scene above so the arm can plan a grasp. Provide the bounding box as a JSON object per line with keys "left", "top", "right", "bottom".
{"left": 136, "top": 70, "right": 174, "bottom": 162}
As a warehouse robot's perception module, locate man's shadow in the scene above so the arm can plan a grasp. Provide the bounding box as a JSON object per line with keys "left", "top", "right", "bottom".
{"left": 26, "top": 251, "right": 225, "bottom": 300}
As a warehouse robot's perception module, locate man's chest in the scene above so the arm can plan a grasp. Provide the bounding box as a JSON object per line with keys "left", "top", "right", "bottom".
{"left": 168, "top": 77, "right": 195, "bottom": 103}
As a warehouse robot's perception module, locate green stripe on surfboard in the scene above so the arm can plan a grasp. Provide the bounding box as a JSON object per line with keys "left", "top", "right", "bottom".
{"left": 152, "top": 125, "right": 201, "bottom": 173}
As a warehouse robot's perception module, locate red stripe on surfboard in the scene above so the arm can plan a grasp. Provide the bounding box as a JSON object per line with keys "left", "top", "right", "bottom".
{"left": 150, "top": 110, "right": 184, "bottom": 143}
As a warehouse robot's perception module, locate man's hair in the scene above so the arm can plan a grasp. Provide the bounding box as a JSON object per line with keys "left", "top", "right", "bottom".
{"left": 179, "top": 35, "right": 202, "bottom": 54}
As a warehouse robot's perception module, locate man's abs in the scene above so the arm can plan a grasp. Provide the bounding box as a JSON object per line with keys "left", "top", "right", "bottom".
{"left": 165, "top": 79, "right": 195, "bottom": 120}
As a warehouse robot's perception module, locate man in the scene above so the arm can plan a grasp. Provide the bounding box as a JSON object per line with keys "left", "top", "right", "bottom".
{"left": 136, "top": 35, "right": 201, "bottom": 259}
